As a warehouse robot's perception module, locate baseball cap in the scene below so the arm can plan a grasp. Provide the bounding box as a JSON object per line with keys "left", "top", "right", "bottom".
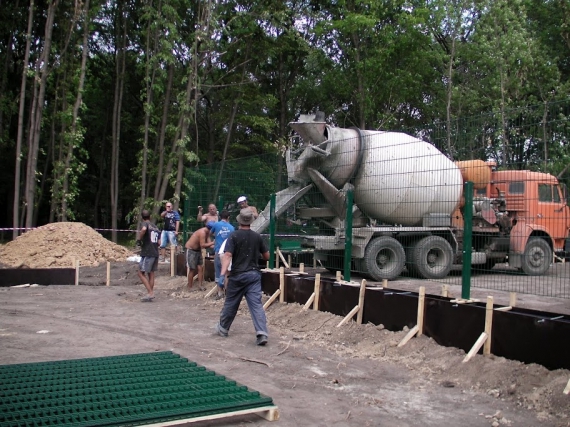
{"left": 237, "top": 196, "right": 247, "bottom": 204}
{"left": 206, "top": 221, "right": 215, "bottom": 230}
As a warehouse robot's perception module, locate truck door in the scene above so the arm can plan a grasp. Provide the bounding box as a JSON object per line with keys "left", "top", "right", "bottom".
{"left": 537, "top": 183, "right": 569, "bottom": 250}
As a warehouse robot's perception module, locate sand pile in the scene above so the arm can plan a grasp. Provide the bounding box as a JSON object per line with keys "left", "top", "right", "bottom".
{"left": 0, "top": 222, "right": 134, "bottom": 268}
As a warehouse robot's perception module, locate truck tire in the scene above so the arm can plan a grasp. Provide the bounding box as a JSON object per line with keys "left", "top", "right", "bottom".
{"left": 521, "top": 237, "right": 552, "bottom": 275}
{"left": 363, "top": 236, "right": 405, "bottom": 281}
{"left": 411, "top": 236, "right": 453, "bottom": 280}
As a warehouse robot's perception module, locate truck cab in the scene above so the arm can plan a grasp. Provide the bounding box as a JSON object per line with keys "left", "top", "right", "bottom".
{"left": 485, "top": 169, "right": 570, "bottom": 274}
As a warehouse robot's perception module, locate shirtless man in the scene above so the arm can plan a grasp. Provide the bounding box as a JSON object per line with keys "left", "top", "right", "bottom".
{"left": 237, "top": 196, "right": 258, "bottom": 219}
{"left": 185, "top": 222, "right": 215, "bottom": 291}
{"left": 197, "top": 203, "right": 219, "bottom": 224}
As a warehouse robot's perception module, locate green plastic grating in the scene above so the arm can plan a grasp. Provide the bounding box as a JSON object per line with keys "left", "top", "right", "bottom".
{"left": 0, "top": 351, "right": 274, "bottom": 426}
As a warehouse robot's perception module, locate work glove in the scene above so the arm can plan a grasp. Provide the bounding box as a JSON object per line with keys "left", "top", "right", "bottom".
{"left": 217, "top": 275, "right": 225, "bottom": 288}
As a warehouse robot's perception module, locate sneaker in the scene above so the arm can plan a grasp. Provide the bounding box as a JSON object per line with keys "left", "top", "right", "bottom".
{"left": 256, "top": 334, "right": 268, "bottom": 346}
{"left": 215, "top": 322, "right": 228, "bottom": 337}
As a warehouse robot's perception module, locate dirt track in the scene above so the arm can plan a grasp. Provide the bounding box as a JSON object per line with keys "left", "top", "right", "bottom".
{"left": 1, "top": 261, "right": 569, "bottom": 427}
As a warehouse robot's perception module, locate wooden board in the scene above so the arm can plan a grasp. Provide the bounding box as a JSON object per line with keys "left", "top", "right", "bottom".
{"left": 143, "top": 405, "right": 280, "bottom": 426}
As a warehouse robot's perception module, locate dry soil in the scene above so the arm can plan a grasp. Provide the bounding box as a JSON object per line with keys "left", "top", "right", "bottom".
{"left": 0, "top": 223, "right": 569, "bottom": 427}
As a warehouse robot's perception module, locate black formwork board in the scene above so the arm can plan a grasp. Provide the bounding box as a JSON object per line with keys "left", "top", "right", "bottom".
{"left": 261, "top": 272, "right": 570, "bottom": 370}
{"left": 423, "top": 297, "right": 486, "bottom": 353}
{"left": 492, "top": 309, "right": 570, "bottom": 371}
{"left": 0, "top": 268, "right": 75, "bottom": 287}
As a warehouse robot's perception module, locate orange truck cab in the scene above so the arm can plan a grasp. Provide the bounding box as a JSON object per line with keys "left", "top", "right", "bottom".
{"left": 479, "top": 167, "right": 570, "bottom": 274}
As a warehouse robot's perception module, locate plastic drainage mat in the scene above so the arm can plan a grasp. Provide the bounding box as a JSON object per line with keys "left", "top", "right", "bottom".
{"left": 0, "top": 351, "right": 274, "bottom": 426}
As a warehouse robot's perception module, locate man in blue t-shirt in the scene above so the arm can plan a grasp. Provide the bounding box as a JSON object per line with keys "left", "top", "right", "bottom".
{"left": 209, "top": 210, "right": 235, "bottom": 299}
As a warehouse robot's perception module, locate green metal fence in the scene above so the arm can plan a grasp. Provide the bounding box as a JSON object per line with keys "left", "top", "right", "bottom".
{"left": 185, "top": 102, "right": 570, "bottom": 300}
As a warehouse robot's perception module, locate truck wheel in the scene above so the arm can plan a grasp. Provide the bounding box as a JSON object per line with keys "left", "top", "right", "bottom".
{"left": 363, "top": 236, "right": 405, "bottom": 281}
{"left": 521, "top": 237, "right": 552, "bottom": 275}
{"left": 411, "top": 236, "right": 453, "bottom": 279}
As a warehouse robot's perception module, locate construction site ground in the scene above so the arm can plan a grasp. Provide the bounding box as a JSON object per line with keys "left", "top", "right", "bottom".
{"left": 0, "top": 223, "right": 569, "bottom": 427}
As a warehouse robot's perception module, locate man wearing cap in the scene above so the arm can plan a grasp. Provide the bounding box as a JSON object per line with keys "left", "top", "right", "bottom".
{"left": 215, "top": 208, "right": 270, "bottom": 346}
{"left": 184, "top": 222, "right": 215, "bottom": 291}
{"left": 236, "top": 196, "right": 258, "bottom": 219}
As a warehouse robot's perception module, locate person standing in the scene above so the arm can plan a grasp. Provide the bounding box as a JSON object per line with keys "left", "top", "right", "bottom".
{"left": 184, "top": 222, "right": 215, "bottom": 291}
{"left": 236, "top": 196, "right": 258, "bottom": 219}
{"left": 215, "top": 208, "right": 270, "bottom": 346}
{"left": 159, "top": 202, "right": 180, "bottom": 262}
{"left": 137, "top": 210, "right": 160, "bottom": 302}
{"left": 198, "top": 203, "right": 219, "bottom": 224}
{"left": 210, "top": 210, "right": 235, "bottom": 300}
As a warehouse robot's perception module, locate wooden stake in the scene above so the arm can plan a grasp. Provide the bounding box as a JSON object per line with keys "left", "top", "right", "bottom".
{"left": 276, "top": 248, "right": 289, "bottom": 269}
{"left": 314, "top": 274, "right": 321, "bottom": 311}
{"left": 509, "top": 292, "right": 517, "bottom": 307}
{"left": 299, "top": 263, "right": 304, "bottom": 274}
{"left": 495, "top": 306, "right": 512, "bottom": 312}
{"left": 382, "top": 279, "right": 388, "bottom": 288}
{"left": 263, "top": 289, "right": 281, "bottom": 310}
{"left": 288, "top": 254, "right": 292, "bottom": 268}
{"left": 335, "top": 271, "right": 342, "bottom": 282}
{"left": 398, "top": 325, "right": 419, "bottom": 347}
{"left": 483, "top": 296, "right": 494, "bottom": 355}
{"left": 442, "top": 284, "right": 449, "bottom": 298}
{"left": 313, "top": 256, "right": 316, "bottom": 268}
{"left": 563, "top": 378, "right": 570, "bottom": 395}
{"left": 203, "top": 284, "right": 217, "bottom": 298}
{"left": 279, "top": 267, "right": 285, "bottom": 303}
{"left": 106, "top": 262, "right": 110, "bottom": 286}
{"left": 463, "top": 332, "right": 488, "bottom": 363}
{"left": 417, "top": 286, "right": 425, "bottom": 337}
{"left": 356, "top": 279, "right": 367, "bottom": 325}
{"left": 75, "top": 259, "right": 79, "bottom": 286}
{"left": 337, "top": 279, "right": 367, "bottom": 327}
{"left": 397, "top": 286, "right": 426, "bottom": 346}
{"left": 170, "top": 246, "right": 175, "bottom": 277}
{"left": 303, "top": 293, "right": 315, "bottom": 310}
{"left": 336, "top": 305, "right": 359, "bottom": 327}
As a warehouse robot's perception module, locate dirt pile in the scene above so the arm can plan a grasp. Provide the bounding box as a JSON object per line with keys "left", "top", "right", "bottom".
{"left": 0, "top": 222, "right": 134, "bottom": 268}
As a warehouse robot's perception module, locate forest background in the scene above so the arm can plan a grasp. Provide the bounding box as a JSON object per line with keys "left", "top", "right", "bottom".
{"left": 0, "top": 0, "right": 569, "bottom": 242}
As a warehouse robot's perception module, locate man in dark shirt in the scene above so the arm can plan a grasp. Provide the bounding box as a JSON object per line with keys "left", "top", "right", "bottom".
{"left": 159, "top": 202, "right": 180, "bottom": 262}
{"left": 216, "top": 208, "right": 270, "bottom": 346}
{"left": 137, "top": 210, "right": 160, "bottom": 302}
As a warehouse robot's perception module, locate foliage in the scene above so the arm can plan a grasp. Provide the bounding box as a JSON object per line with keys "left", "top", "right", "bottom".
{"left": 0, "top": 0, "right": 568, "bottom": 233}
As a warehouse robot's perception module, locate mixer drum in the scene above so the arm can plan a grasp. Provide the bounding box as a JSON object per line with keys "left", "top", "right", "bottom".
{"left": 352, "top": 130, "right": 463, "bottom": 226}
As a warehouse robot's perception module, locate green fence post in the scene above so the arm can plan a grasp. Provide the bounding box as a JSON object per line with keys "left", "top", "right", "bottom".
{"left": 217, "top": 196, "right": 224, "bottom": 214}
{"left": 269, "top": 193, "right": 276, "bottom": 269}
{"left": 461, "top": 181, "right": 474, "bottom": 300}
{"left": 343, "top": 189, "right": 354, "bottom": 282}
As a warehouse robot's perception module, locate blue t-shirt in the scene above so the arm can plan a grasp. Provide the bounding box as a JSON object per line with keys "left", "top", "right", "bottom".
{"left": 210, "top": 220, "right": 235, "bottom": 252}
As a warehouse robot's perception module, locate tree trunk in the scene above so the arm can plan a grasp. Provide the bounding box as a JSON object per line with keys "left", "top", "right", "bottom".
{"left": 111, "top": 3, "right": 127, "bottom": 242}
{"left": 13, "top": 0, "right": 34, "bottom": 238}
{"left": 24, "top": 0, "right": 58, "bottom": 230}
{"left": 62, "top": 0, "right": 91, "bottom": 221}
{"left": 152, "top": 63, "right": 174, "bottom": 213}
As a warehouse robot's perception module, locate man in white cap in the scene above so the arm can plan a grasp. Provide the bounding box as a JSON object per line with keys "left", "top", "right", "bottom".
{"left": 236, "top": 196, "right": 258, "bottom": 219}
{"left": 215, "top": 208, "right": 269, "bottom": 346}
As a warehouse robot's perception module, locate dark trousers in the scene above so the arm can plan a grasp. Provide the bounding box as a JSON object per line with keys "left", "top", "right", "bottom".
{"left": 218, "top": 270, "right": 268, "bottom": 337}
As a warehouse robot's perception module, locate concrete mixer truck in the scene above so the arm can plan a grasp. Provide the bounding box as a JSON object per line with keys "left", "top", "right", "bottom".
{"left": 250, "top": 114, "right": 570, "bottom": 281}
